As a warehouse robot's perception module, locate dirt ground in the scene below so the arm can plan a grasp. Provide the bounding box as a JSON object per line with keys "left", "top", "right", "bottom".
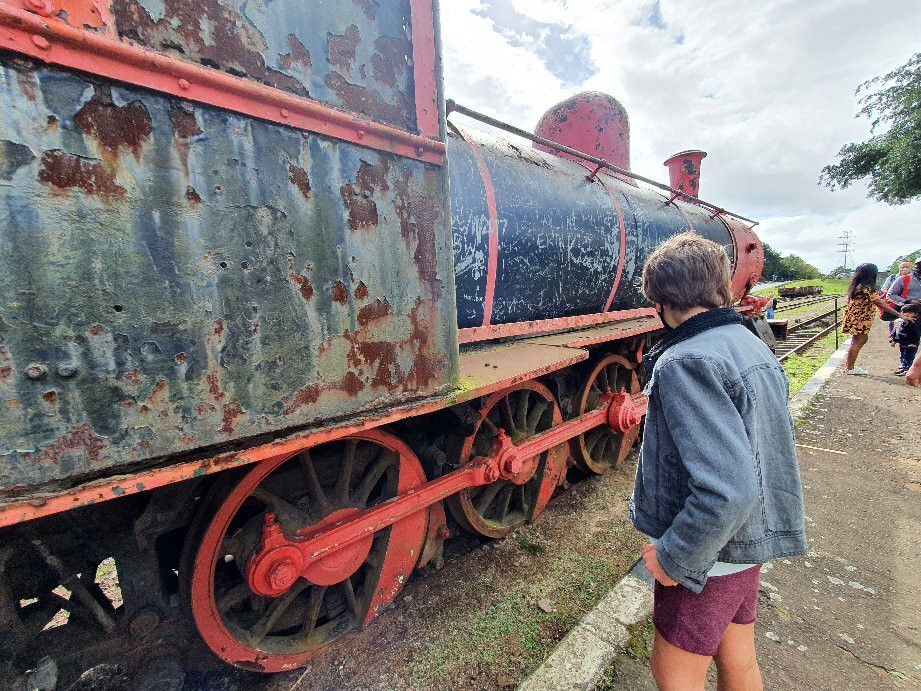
{"left": 601, "top": 323, "right": 921, "bottom": 690}
{"left": 182, "top": 455, "right": 645, "bottom": 691}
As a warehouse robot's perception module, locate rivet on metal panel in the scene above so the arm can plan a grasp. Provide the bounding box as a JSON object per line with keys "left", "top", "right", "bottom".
{"left": 416, "top": 147, "right": 424, "bottom": 157}
{"left": 31, "top": 34, "right": 49, "bottom": 50}
{"left": 56, "top": 364, "right": 77, "bottom": 378}
{"left": 356, "top": 129, "right": 365, "bottom": 139}
{"left": 280, "top": 108, "right": 290, "bottom": 118}
{"left": 25, "top": 0, "right": 53, "bottom": 17}
{"left": 26, "top": 364, "right": 47, "bottom": 380}
{"left": 177, "top": 78, "right": 190, "bottom": 90}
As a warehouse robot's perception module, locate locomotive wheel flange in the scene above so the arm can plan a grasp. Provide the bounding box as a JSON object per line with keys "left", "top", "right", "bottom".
{"left": 180, "top": 430, "right": 429, "bottom": 672}
{"left": 573, "top": 354, "right": 641, "bottom": 474}
{"left": 447, "top": 381, "right": 568, "bottom": 539}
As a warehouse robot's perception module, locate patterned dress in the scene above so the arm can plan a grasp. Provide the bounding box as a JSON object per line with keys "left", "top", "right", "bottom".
{"left": 842, "top": 285, "right": 876, "bottom": 335}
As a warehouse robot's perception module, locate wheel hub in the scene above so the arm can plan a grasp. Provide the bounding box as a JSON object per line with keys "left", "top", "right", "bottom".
{"left": 247, "top": 508, "right": 375, "bottom": 596}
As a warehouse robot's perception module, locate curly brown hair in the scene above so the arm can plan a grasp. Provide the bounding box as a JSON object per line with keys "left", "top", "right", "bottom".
{"left": 642, "top": 232, "right": 733, "bottom": 310}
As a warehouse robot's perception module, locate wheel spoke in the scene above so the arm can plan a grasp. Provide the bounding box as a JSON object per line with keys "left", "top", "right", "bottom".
{"left": 475, "top": 481, "right": 504, "bottom": 515}
{"left": 299, "top": 452, "right": 332, "bottom": 514}
{"left": 217, "top": 581, "right": 252, "bottom": 614}
{"left": 336, "top": 440, "right": 358, "bottom": 504}
{"left": 341, "top": 578, "right": 358, "bottom": 618}
{"left": 251, "top": 488, "right": 312, "bottom": 526}
{"left": 499, "top": 396, "right": 515, "bottom": 434}
{"left": 351, "top": 451, "right": 396, "bottom": 506}
{"left": 586, "top": 429, "right": 608, "bottom": 456}
{"left": 300, "top": 585, "right": 328, "bottom": 639}
{"left": 525, "top": 400, "right": 548, "bottom": 435}
{"left": 606, "top": 364, "right": 621, "bottom": 391}
{"left": 597, "top": 367, "right": 609, "bottom": 391}
{"left": 481, "top": 414, "right": 500, "bottom": 436}
{"left": 514, "top": 391, "right": 529, "bottom": 434}
{"left": 495, "top": 484, "right": 515, "bottom": 521}
{"left": 249, "top": 579, "right": 309, "bottom": 643}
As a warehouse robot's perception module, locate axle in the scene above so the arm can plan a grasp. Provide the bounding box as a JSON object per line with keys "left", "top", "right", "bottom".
{"left": 247, "top": 388, "right": 648, "bottom": 597}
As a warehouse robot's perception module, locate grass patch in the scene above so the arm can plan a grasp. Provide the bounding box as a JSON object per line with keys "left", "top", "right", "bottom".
{"left": 594, "top": 618, "right": 655, "bottom": 690}
{"left": 519, "top": 537, "right": 545, "bottom": 555}
{"left": 753, "top": 278, "right": 848, "bottom": 296}
{"left": 781, "top": 327, "right": 843, "bottom": 396}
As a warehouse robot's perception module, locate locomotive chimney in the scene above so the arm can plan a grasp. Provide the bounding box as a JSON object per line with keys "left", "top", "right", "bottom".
{"left": 534, "top": 92, "right": 631, "bottom": 173}
{"left": 663, "top": 150, "right": 707, "bottom": 197}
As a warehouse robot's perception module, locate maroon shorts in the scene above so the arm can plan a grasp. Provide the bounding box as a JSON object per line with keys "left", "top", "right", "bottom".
{"left": 653, "top": 565, "right": 761, "bottom": 656}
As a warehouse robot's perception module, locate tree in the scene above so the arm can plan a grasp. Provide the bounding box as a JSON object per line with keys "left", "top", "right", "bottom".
{"left": 885, "top": 249, "right": 921, "bottom": 276}
{"left": 820, "top": 53, "right": 921, "bottom": 204}
{"left": 761, "top": 242, "right": 786, "bottom": 280}
{"left": 780, "top": 254, "right": 822, "bottom": 280}
{"left": 760, "top": 243, "right": 822, "bottom": 280}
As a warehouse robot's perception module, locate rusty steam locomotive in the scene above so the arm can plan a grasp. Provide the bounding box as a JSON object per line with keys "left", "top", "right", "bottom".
{"left": 0, "top": 0, "right": 766, "bottom": 683}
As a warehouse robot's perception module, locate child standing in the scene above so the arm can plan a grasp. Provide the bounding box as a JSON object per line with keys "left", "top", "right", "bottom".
{"left": 842, "top": 263, "right": 901, "bottom": 375}
{"left": 633, "top": 232, "right": 807, "bottom": 690}
{"left": 892, "top": 303, "right": 920, "bottom": 376}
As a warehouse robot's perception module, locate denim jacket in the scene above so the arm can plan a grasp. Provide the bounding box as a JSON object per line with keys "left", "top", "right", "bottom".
{"left": 630, "top": 320, "right": 807, "bottom": 593}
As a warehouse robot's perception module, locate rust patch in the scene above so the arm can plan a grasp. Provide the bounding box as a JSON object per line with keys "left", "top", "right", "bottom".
{"left": 186, "top": 185, "right": 202, "bottom": 204}
{"left": 195, "top": 403, "right": 216, "bottom": 416}
{"left": 123, "top": 368, "right": 141, "bottom": 386}
{"left": 357, "top": 298, "right": 392, "bottom": 326}
{"left": 394, "top": 175, "right": 442, "bottom": 294}
{"left": 149, "top": 379, "right": 168, "bottom": 402}
{"left": 110, "top": 0, "right": 308, "bottom": 96}
{"left": 324, "top": 72, "right": 413, "bottom": 130}
{"left": 354, "top": 281, "right": 369, "bottom": 300}
{"left": 340, "top": 160, "right": 390, "bottom": 230}
{"left": 89, "top": 325, "right": 103, "bottom": 335}
{"left": 74, "top": 89, "right": 152, "bottom": 161}
{"left": 290, "top": 272, "right": 314, "bottom": 301}
{"left": 206, "top": 370, "right": 225, "bottom": 401}
{"left": 170, "top": 102, "right": 202, "bottom": 138}
{"left": 340, "top": 370, "right": 365, "bottom": 396}
{"left": 219, "top": 399, "right": 243, "bottom": 435}
{"left": 288, "top": 163, "right": 311, "bottom": 200}
{"left": 38, "top": 151, "right": 125, "bottom": 197}
{"left": 283, "top": 383, "right": 320, "bottom": 415}
{"left": 327, "top": 24, "right": 361, "bottom": 72}
{"left": 120, "top": 400, "right": 135, "bottom": 408}
{"left": 0, "top": 366, "right": 11, "bottom": 381}
{"left": 331, "top": 281, "right": 349, "bottom": 305}
{"left": 371, "top": 36, "right": 410, "bottom": 89}
{"left": 42, "top": 391, "right": 58, "bottom": 405}
{"left": 31, "top": 424, "right": 107, "bottom": 466}
{"left": 214, "top": 319, "right": 225, "bottom": 337}
{"left": 280, "top": 33, "right": 312, "bottom": 71}
{"left": 174, "top": 353, "right": 187, "bottom": 363}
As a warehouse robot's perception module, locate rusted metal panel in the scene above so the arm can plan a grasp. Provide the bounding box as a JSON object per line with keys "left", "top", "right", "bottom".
{"left": 36, "top": 0, "right": 420, "bottom": 132}
{"left": 0, "top": 1, "right": 444, "bottom": 163}
{"left": 0, "top": 54, "right": 455, "bottom": 495}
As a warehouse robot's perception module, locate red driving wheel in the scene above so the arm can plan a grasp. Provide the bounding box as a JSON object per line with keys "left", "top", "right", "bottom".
{"left": 447, "top": 381, "right": 568, "bottom": 538}
{"left": 181, "top": 430, "right": 429, "bottom": 672}
{"left": 573, "top": 354, "right": 641, "bottom": 473}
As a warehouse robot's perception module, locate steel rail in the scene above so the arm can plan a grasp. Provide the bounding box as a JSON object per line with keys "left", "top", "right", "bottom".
{"left": 786, "top": 307, "right": 840, "bottom": 333}
{"left": 776, "top": 295, "right": 840, "bottom": 313}
{"left": 445, "top": 99, "right": 759, "bottom": 226}
{"left": 778, "top": 319, "right": 842, "bottom": 362}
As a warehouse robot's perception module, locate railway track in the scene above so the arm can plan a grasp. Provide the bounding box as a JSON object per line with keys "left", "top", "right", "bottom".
{"left": 775, "top": 306, "right": 842, "bottom": 361}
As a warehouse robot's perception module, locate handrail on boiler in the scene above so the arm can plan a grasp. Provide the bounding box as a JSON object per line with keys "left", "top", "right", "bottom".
{"left": 446, "top": 99, "right": 759, "bottom": 228}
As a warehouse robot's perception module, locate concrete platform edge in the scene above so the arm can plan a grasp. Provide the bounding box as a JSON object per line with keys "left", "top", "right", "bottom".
{"left": 518, "top": 336, "right": 851, "bottom": 691}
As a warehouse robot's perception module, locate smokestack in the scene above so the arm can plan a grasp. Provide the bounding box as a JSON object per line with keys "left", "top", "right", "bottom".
{"left": 663, "top": 150, "right": 707, "bottom": 197}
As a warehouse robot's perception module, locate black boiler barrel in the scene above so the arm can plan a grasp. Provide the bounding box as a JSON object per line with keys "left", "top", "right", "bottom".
{"left": 448, "top": 128, "right": 736, "bottom": 330}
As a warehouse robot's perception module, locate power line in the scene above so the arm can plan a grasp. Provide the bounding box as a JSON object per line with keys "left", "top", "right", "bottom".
{"left": 837, "top": 229, "right": 853, "bottom": 270}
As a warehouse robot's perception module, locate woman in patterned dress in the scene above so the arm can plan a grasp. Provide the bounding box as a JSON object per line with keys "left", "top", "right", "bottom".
{"left": 843, "top": 263, "right": 901, "bottom": 375}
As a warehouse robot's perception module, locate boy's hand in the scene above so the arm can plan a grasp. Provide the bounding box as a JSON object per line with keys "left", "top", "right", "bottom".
{"left": 642, "top": 544, "right": 678, "bottom": 586}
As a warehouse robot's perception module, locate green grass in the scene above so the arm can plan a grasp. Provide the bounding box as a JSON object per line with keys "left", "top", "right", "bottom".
{"left": 781, "top": 327, "right": 843, "bottom": 396}
{"left": 595, "top": 618, "right": 656, "bottom": 690}
{"left": 753, "top": 278, "right": 848, "bottom": 296}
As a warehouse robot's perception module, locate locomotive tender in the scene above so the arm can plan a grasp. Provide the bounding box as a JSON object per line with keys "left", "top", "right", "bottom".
{"left": 0, "top": 0, "right": 765, "bottom": 682}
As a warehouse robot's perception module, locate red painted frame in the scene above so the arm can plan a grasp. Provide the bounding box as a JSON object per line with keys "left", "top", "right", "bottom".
{"left": 458, "top": 308, "right": 660, "bottom": 344}
{"left": 0, "top": 2, "right": 445, "bottom": 165}
{"left": 409, "top": 0, "right": 441, "bottom": 139}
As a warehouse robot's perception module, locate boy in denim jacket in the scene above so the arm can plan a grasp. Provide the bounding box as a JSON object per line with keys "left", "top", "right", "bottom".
{"left": 631, "top": 232, "right": 807, "bottom": 690}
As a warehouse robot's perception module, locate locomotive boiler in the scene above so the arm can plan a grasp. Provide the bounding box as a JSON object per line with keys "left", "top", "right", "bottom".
{"left": 0, "top": 0, "right": 765, "bottom": 684}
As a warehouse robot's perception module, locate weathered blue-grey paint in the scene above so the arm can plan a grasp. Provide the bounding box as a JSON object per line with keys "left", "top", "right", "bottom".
{"left": 0, "top": 46, "right": 454, "bottom": 494}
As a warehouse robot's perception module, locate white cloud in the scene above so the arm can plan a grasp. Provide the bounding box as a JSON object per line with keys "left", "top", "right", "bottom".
{"left": 439, "top": 0, "right": 921, "bottom": 272}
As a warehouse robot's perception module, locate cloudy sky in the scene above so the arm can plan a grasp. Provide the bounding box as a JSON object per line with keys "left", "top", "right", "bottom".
{"left": 437, "top": 0, "right": 921, "bottom": 273}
